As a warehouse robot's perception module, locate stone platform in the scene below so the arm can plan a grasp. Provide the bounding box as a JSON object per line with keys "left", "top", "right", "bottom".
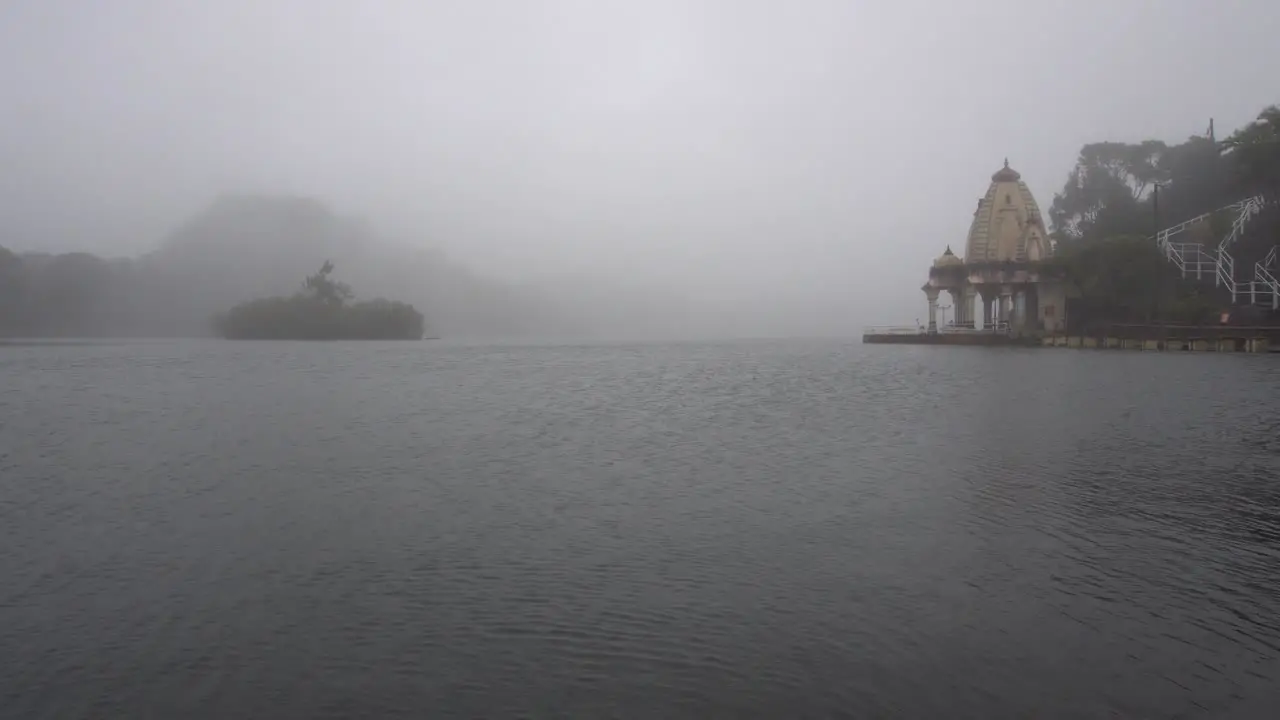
{"left": 861, "top": 328, "right": 1036, "bottom": 347}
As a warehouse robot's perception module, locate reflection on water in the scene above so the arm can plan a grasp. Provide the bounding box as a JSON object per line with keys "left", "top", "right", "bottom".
{"left": 1, "top": 339, "right": 1278, "bottom": 718}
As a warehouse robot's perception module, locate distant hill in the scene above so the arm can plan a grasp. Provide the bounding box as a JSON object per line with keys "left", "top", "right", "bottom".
{"left": 138, "top": 194, "right": 576, "bottom": 338}
{"left": 1, "top": 195, "right": 583, "bottom": 339}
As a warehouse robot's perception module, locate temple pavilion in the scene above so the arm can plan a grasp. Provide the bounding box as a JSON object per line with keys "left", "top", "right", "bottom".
{"left": 921, "top": 160, "right": 1068, "bottom": 334}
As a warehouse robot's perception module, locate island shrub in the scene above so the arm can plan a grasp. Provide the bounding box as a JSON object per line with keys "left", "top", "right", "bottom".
{"left": 213, "top": 261, "right": 425, "bottom": 340}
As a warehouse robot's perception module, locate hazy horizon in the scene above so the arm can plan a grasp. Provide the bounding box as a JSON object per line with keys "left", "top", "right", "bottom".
{"left": 3, "top": 0, "right": 1277, "bottom": 334}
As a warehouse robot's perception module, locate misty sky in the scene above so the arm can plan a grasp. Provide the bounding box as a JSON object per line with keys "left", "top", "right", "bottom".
{"left": 2, "top": 0, "right": 1277, "bottom": 328}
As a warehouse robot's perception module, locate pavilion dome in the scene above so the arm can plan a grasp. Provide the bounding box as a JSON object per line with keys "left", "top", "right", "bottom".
{"left": 932, "top": 245, "right": 963, "bottom": 268}
{"left": 963, "top": 159, "right": 1052, "bottom": 263}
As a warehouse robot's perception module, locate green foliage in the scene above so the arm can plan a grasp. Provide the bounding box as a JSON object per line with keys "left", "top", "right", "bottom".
{"left": 1221, "top": 105, "right": 1280, "bottom": 196}
{"left": 1047, "top": 108, "right": 1275, "bottom": 245}
{"left": 301, "top": 260, "right": 353, "bottom": 306}
{"left": 1042, "top": 104, "right": 1280, "bottom": 329}
{"left": 0, "top": 248, "right": 133, "bottom": 336}
{"left": 213, "top": 262, "right": 425, "bottom": 340}
{"left": 1208, "top": 208, "right": 1232, "bottom": 240}
{"left": 1045, "top": 235, "right": 1219, "bottom": 325}
{"left": 1156, "top": 136, "right": 1232, "bottom": 223}
{"left": 1049, "top": 141, "right": 1167, "bottom": 242}
{"left": 212, "top": 295, "right": 425, "bottom": 340}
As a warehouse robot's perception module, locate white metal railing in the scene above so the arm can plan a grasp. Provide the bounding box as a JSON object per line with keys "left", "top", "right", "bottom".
{"left": 1215, "top": 195, "right": 1267, "bottom": 302}
{"left": 1165, "top": 242, "right": 1214, "bottom": 279}
{"left": 1217, "top": 249, "right": 1236, "bottom": 293}
{"left": 1157, "top": 217, "right": 1215, "bottom": 277}
{"left": 863, "top": 323, "right": 1011, "bottom": 336}
{"left": 1153, "top": 195, "right": 1266, "bottom": 303}
{"left": 1218, "top": 195, "right": 1267, "bottom": 254}
{"left": 1255, "top": 246, "right": 1280, "bottom": 310}
{"left": 863, "top": 325, "right": 925, "bottom": 335}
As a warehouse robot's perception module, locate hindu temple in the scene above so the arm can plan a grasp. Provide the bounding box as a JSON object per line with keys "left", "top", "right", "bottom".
{"left": 918, "top": 159, "right": 1068, "bottom": 336}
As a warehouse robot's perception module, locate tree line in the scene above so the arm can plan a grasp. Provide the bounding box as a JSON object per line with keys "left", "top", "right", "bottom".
{"left": 0, "top": 247, "right": 147, "bottom": 337}
{"left": 1045, "top": 104, "right": 1280, "bottom": 327}
{"left": 1050, "top": 105, "right": 1278, "bottom": 245}
{"left": 0, "top": 195, "right": 444, "bottom": 339}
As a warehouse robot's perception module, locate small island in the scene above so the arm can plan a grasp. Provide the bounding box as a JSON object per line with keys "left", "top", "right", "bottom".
{"left": 213, "top": 261, "right": 427, "bottom": 340}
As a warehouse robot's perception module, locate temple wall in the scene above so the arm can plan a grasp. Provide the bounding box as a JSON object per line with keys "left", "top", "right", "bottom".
{"left": 1037, "top": 282, "right": 1067, "bottom": 332}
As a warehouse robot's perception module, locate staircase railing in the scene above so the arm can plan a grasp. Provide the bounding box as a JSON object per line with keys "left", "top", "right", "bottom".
{"left": 1216, "top": 247, "right": 1237, "bottom": 296}
{"left": 1255, "top": 246, "right": 1280, "bottom": 310}
{"left": 1152, "top": 195, "right": 1265, "bottom": 302}
{"left": 1215, "top": 195, "right": 1268, "bottom": 302}
{"left": 1160, "top": 238, "right": 1215, "bottom": 279}
{"left": 1155, "top": 212, "right": 1212, "bottom": 276}
{"left": 1152, "top": 201, "right": 1245, "bottom": 279}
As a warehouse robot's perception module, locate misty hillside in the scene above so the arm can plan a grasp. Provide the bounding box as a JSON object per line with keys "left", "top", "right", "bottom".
{"left": 3, "top": 193, "right": 806, "bottom": 341}
{"left": 140, "top": 195, "right": 831, "bottom": 341}
{"left": 1, "top": 195, "right": 601, "bottom": 339}
{"left": 136, "top": 195, "right": 575, "bottom": 338}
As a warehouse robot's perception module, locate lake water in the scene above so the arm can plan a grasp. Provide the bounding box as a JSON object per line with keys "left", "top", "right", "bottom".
{"left": 2, "top": 339, "right": 1278, "bottom": 718}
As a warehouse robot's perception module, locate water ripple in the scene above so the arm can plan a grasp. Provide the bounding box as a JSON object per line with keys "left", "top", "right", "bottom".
{"left": 1, "top": 339, "right": 1279, "bottom": 718}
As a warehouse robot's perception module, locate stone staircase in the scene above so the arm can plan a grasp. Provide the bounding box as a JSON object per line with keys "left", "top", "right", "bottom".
{"left": 1154, "top": 195, "right": 1278, "bottom": 311}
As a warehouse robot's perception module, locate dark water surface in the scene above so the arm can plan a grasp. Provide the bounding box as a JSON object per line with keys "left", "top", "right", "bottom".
{"left": 2, "top": 339, "right": 1279, "bottom": 718}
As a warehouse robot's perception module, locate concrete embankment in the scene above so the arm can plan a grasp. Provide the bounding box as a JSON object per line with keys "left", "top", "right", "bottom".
{"left": 1042, "top": 325, "right": 1278, "bottom": 352}
{"left": 864, "top": 325, "right": 1280, "bottom": 352}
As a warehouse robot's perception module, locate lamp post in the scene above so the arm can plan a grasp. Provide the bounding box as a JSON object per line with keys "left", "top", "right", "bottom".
{"left": 1153, "top": 180, "right": 1171, "bottom": 269}
{"left": 1152, "top": 180, "right": 1165, "bottom": 239}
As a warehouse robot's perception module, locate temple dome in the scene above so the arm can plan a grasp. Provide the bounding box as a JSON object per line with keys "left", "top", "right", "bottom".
{"left": 963, "top": 159, "right": 1051, "bottom": 263}
{"left": 932, "top": 245, "right": 962, "bottom": 267}
{"left": 991, "top": 161, "right": 1021, "bottom": 182}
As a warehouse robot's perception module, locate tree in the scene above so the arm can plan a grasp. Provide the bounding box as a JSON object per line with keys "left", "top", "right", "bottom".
{"left": 1049, "top": 141, "right": 1167, "bottom": 243}
{"left": 1049, "top": 123, "right": 1263, "bottom": 246}
{"left": 1044, "top": 234, "right": 1218, "bottom": 327}
{"left": 1221, "top": 105, "right": 1280, "bottom": 197}
{"left": 301, "top": 260, "right": 353, "bottom": 306}
{"left": 1152, "top": 136, "right": 1233, "bottom": 226}
{"left": 214, "top": 261, "right": 425, "bottom": 340}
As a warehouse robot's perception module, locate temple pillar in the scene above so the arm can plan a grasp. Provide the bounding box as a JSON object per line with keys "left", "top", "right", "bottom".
{"left": 999, "top": 285, "right": 1013, "bottom": 326}
{"left": 924, "top": 287, "right": 940, "bottom": 334}
{"left": 977, "top": 288, "right": 996, "bottom": 330}
{"left": 962, "top": 287, "right": 976, "bottom": 328}
{"left": 949, "top": 287, "right": 967, "bottom": 328}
